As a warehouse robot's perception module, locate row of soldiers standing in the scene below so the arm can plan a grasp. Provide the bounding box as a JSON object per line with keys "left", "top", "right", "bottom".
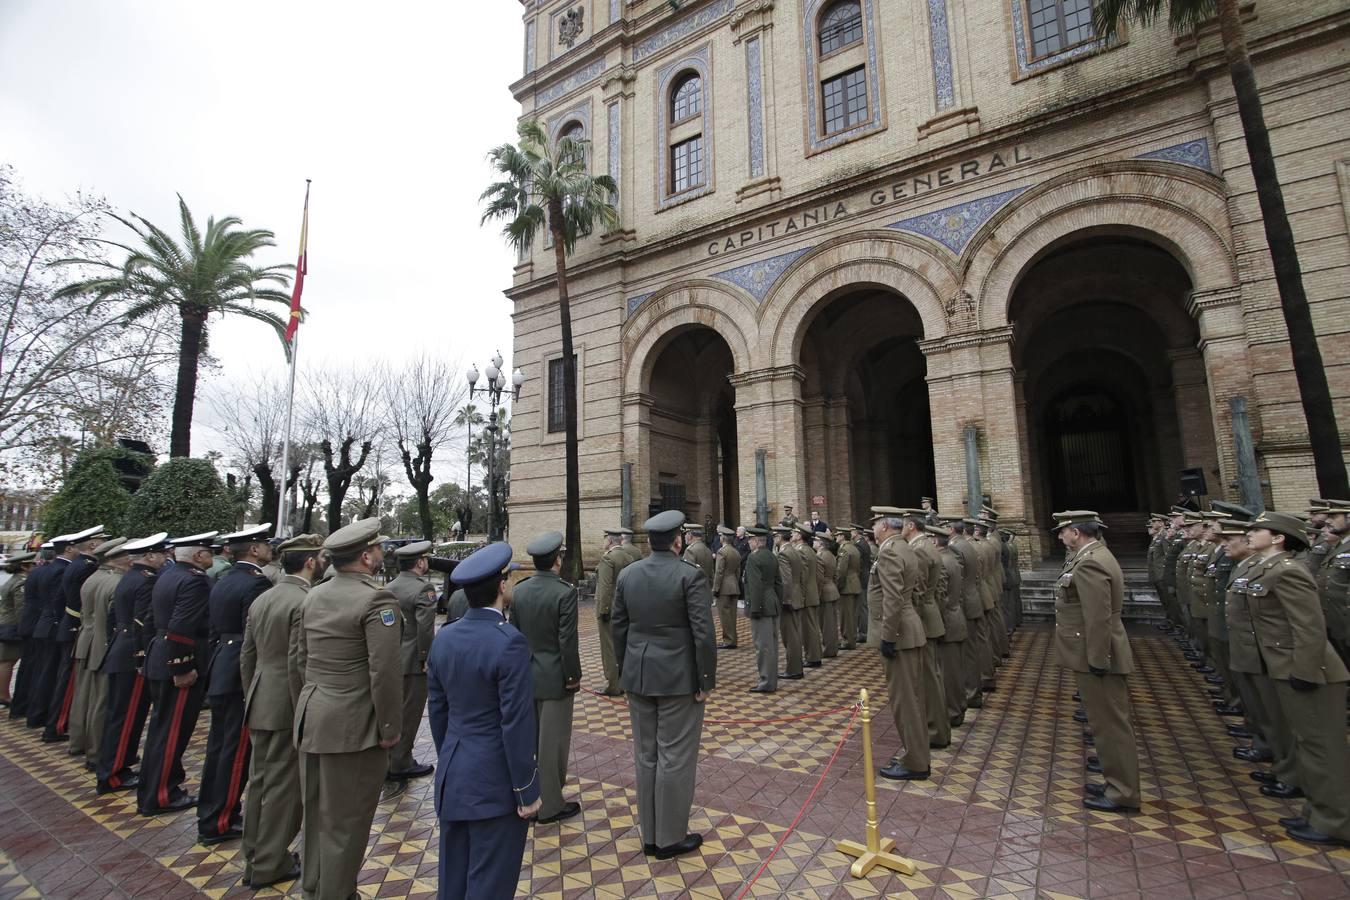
{"left": 1145, "top": 500, "right": 1350, "bottom": 846}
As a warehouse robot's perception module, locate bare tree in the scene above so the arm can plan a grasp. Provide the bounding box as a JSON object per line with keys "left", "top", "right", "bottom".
{"left": 389, "top": 353, "right": 468, "bottom": 541}
{"left": 301, "top": 362, "right": 386, "bottom": 532}
{"left": 208, "top": 373, "right": 292, "bottom": 534}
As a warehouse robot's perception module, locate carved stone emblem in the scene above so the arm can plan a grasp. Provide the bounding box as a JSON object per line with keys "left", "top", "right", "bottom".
{"left": 558, "top": 7, "right": 585, "bottom": 48}
{"left": 944, "top": 288, "right": 976, "bottom": 330}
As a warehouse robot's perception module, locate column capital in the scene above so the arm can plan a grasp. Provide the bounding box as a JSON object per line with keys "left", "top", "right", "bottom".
{"left": 919, "top": 325, "right": 1013, "bottom": 356}
{"left": 730, "top": 0, "right": 775, "bottom": 43}
{"left": 1186, "top": 284, "right": 1241, "bottom": 316}
{"left": 728, "top": 364, "right": 804, "bottom": 389}
{"left": 600, "top": 65, "right": 636, "bottom": 102}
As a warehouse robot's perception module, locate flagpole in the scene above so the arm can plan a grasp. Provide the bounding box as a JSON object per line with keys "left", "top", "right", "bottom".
{"left": 276, "top": 179, "right": 310, "bottom": 538}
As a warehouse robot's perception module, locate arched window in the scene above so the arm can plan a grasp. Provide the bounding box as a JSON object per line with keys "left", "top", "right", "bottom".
{"left": 559, "top": 120, "right": 585, "bottom": 165}
{"left": 818, "top": 0, "right": 863, "bottom": 55}
{"left": 670, "top": 72, "right": 702, "bottom": 123}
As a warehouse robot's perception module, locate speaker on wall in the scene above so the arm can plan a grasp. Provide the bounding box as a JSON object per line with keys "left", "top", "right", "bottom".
{"left": 1179, "top": 467, "right": 1208, "bottom": 497}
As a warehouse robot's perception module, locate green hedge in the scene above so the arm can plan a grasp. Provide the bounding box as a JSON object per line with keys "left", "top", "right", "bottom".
{"left": 43, "top": 448, "right": 139, "bottom": 537}
{"left": 123, "top": 458, "right": 234, "bottom": 537}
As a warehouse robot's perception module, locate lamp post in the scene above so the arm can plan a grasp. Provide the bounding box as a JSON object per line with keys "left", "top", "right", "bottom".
{"left": 466, "top": 352, "right": 524, "bottom": 542}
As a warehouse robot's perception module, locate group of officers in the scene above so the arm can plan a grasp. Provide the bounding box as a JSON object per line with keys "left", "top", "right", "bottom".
{"left": 1136, "top": 498, "right": 1350, "bottom": 847}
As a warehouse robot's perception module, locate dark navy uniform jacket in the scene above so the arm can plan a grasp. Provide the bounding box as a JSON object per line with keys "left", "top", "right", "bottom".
{"left": 145, "top": 561, "right": 211, "bottom": 680}
{"left": 204, "top": 562, "right": 271, "bottom": 697}
{"left": 103, "top": 563, "right": 158, "bottom": 675}
{"left": 427, "top": 606, "right": 539, "bottom": 822}
{"left": 28, "top": 557, "right": 69, "bottom": 640}
{"left": 55, "top": 554, "right": 99, "bottom": 644}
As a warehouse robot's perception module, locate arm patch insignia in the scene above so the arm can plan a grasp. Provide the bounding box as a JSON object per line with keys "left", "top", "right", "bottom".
{"left": 380, "top": 609, "right": 397, "bottom": 626}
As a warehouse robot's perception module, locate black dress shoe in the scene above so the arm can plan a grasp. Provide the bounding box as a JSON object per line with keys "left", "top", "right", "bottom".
{"left": 1204, "top": 674, "right": 1225, "bottom": 685}
{"left": 1071, "top": 693, "right": 1081, "bottom": 701}
{"left": 949, "top": 715, "right": 965, "bottom": 727}
{"left": 1278, "top": 815, "right": 1308, "bottom": 829}
{"left": 1226, "top": 724, "right": 1253, "bottom": 738}
{"left": 1234, "top": 746, "right": 1271, "bottom": 763}
{"left": 981, "top": 683, "right": 996, "bottom": 693}
{"left": 1260, "top": 782, "right": 1304, "bottom": 799}
{"left": 140, "top": 793, "right": 197, "bottom": 816}
{"left": 199, "top": 827, "right": 242, "bottom": 846}
{"left": 1193, "top": 665, "right": 1215, "bottom": 674}
{"left": 717, "top": 644, "right": 737, "bottom": 650}
{"left": 536, "top": 801, "right": 581, "bottom": 824}
{"left": 1084, "top": 783, "right": 1106, "bottom": 797}
{"left": 878, "top": 763, "right": 929, "bottom": 781}
{"left": 1182, "top": 652, "right": 1201, "bottom": 661}
{"left": 388, "top": 762, "right": 434, "bottom": 780}
{"left": 779, "top": 673, "right": 803, "bottom": 680}
{"left": 748, "top": 686, "right": 775, "bottom": 693}
{"left": 1214, "top": 705, "right": 1242, "bottom": 716}
{"left": 96, "top": 775, "right": 139, "bottom": 795}
{"left": 1083, "top": 795, "right": 1138, "bottom": 814}
{"left": 1286, "top": 824, "right": 1350, "bottom": 847}
{"left": 654, "top": 833, "right": 703, "bottom": 860}
{"left": 929, "top": 741, "right": 949, "bottom": 750}
{"left": 1206, "top": 688, "right": 1225, "bottom": 698}
{"left": 601, "top": 688, "right": 624, "bottom": 697}
{"left": 1073, "top": 710, "right": 1088, "bottom": 723}
{"left": 1250, "top": 770, "right": 1278, "bottom": 784}
{"left": 1083, "top": 734, "right": 1095, "bottom": 746}
{"left": 380, "top": 780, "right": 407, "bottom": 802}
{"left": 967, "top": 697, "right": 983, "bottom": 709}
{"left": 805, "top": 661, "right": 822, "bottom": 668}
{"left": 1086, "top": 758, "right": 1102, "bottom": 774}
{"left": 643, "top": 843, "right": 657, "bottom": 856}
{"left": 249, "top": 864, "right": 301, "bottom": 889}
{"left": 40, "top": 733, "right": 69, "bottom": 744}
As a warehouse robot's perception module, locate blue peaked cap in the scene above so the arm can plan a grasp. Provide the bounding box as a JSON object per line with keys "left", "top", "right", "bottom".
{"left": 450, "top": 542, "right": 517, "bottom": 586}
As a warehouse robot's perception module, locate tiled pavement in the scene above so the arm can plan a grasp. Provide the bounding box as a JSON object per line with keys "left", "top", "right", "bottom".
{"left": 1, "top": 615, "right": 1348, "bottom": 899}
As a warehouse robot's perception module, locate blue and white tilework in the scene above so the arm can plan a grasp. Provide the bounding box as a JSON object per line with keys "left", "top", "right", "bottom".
{"left": 525, "top": 19, "right": 537, "bottom": 75}
{"left": 1137, "top": 138, "right": 1212, "bottom": 172}
{"left": 1009, "top": 0, "right": 1104, "bottom": 77}
{"left": 537, "top": 58, "right": 606, "bottom": 106}
{"left": 746, "top": 36, "right": 765, "bottom": 178}
{"left": 607, "top": 101, "right": 621, "bottom": 200}
{"left": 712, "top": 247, "right": 813, "bottom": 303}
{"left": 634, "top": 0, "right": 735, "bottom": 62}
{"left": 886, "top": 188, "right": 1028, "bottom": 253}
{"left": 626, "top": 292, "right": 654, "bottom": 316}
{"left": 927, "top": 0, "right": 955, "bottom": 111}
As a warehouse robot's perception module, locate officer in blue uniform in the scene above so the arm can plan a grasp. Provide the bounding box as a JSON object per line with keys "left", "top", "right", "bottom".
{"left": 14, "top": 538, "right": 66, "bottom": 724}
{"left": 428, "top": 542, "right": 540, "bottom": 900}
{"left": 96, "top": 533, "right": 170, "bottom": 794}
{"left": 197, "top": 524, "right": 274, "bottom": 845}
{"left": 44, "top": 525, "right": 107, "bottom": 742}
{"left": 138, "top": 531, "right": 218, "bottom": 816}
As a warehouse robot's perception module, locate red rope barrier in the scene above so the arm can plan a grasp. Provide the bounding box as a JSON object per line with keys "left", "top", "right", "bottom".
{"left": 734, "top": 701, "right": 862, "bottom": 899}
{"left": 585, "top": 688, "right": 859, "bottom": 726}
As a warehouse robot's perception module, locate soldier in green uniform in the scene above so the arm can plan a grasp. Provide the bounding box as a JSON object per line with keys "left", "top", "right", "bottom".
{"left": 681, "top": 525, "right": 715, "bottom": 584}
{"left": 772, "top": 527, "right": 804, "bottom": 679}
{"left": 1235, "top": 511, "right": 1350, "bottom": 847}
{"left": 612, "top": 510, "right": 716, "bottom": 859}
{"left": 901, "top": 513, "right": 948, "bottom": 748}
{"left": 1313, "top": 500, "right": 1349, "bottom": 665}
{"left": 713, "top": 526, "right": 742, "bottom": 649}
{"left": 619, "top": 527, "right": 643, "bottom": 564}
{"left": 779, "top": 505, "right": 798, "bottom": 529}
{"left": 0, "top": 552, "right": 37, "bottom": 707}
{"left": 385, "top": 541, "right": 439, "bottom": 791}
{"left": 743, "top": 528, "right": 781, "bottom": 692}
{"left": 854, "top": 524, "right": 872, "bottom": 644}
{"left": 814, "top": 533, "right": 840, "bottom": 659}
{"left": 292, "top": 518, "right": 402, "bottom": 900}
{"left": 594, "top": 528, "right": 632, "bottom": 695}
{"left": 510, "top": 531, "right": 582, "bottom": 824}
{"left": 70, "top": 538, "right": 129, "bottom": 768}
{"left": 1301, "top": 500, "right": 1331, "bottom": 575}
{"left": 1053, "top": 511, "right": 1141, "bottom": 813}
{"left": 835, "top": 525, "right": 861, "bottom": 651}
{"left": 931, "top": 527, "right": 969, "bottom": 728}
{"left": 792, "top": 525, "right": 823, "bottom": 667}
{"left": 870, "top": 508, "right": 929, "bottom": 781}
{"left": 240, "top": 533, "right": 325, "bottom": 890}
{"left": 1001, "top": 528, "right": 1022, "bottom": 632}
{"left": 1202, "top": 507, "right": 1243, "bottom": 715}
{"left": 1162, "top": 509, "right": 1190, "bottom": 639}
{"left": 1187, "top": 513, "right": 1223, "bottom": 681}
{"left": 948, "top": 519, "right": 988, "bottom": 707}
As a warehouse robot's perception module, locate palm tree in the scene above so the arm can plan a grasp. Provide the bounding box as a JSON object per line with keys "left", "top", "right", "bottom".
{"left": 481, "top": 120, "right": 619, "bottom": 579}
{"left": 55, "top": 196, "right": 293, "bottom": 458}
{"left": 1094, "top": 1, "right": 1347, "bottom": 496}
{"left": 453, "top": 402, "right": 485, "bottom": 513}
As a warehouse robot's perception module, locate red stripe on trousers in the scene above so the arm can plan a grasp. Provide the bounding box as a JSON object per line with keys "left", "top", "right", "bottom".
{"left": 217, "top": 723, "right": 251, "bottom": 835}
{"left": 157, "top": 686, "right": 189, "bottom": 809}
{"left": 54, "top": 654, "right": 77, "bottom": 733}
{"left": 107, "top": 674, "right": 145, "bottom": 789}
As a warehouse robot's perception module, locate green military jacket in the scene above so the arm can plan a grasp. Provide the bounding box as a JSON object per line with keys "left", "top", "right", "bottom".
{"left": 292, "top": 571, "right": 402, "bottom": 753}
{"left": 594, "top": 544, "right": 631, "bottom": 618}
{"left": 612, "top": 551, "right": 717, "bottom": 696}
{"left": 509, "top": 569, "right": 581, "bottom": 701}
{"left": 949, "top": 537, "right": 983, "bottom": 621}
{"left": 682, "top": 539, "right": 715, "bottom": 584}
{"left": 445, "top": 588, "right": 468, "bottom": 623}
{"left": 1174, "top": 539, "right": 1198, "bottom": 616}
{"left": 974, "top": 537, "right": 998, "bottom": 612}
{"left": 938, "top": 546, "right": 968, "bottom": 642}
{"left": 1163, "top": 535, "right": 1186, "bottom": 594}
{"left": 743, "top": 547, "right": 781, "bottom": 618}
{"left": 388, "top": 572, "right": 437, "bottom": 676}
{"left": 1232, "top": 550, "right": 1348, "bottom": 684}
{"left": 776, "top": 544, "right": 805, "bottom": 611}
{"left": 1206, "top": 548, "right": 1235, "bottom": 641}
{"left": 817, "top": 548, "right": 840, "bottom": 604}
{"left": 242, "top": 575, "right": 309, "bottom": 732}
{"left": 797, "top": 541, "right": 820, "bottom": 608}
{"left": 0, "top": 573, "right": 25, "bottom": 634}
{"left": 76, "top": 567, "right": 119, "bottom": 666}
{"left": 1315, "top": 534, "right": 1349, "bottom": 643}
{"left": 1300, "top": 536, "right": 1332, "bottom": 576}
{"left": 622, "top": 541, "right": 643, "bottom": 565}
{"left": 1053, "top": 540, "right": 1133, "bottom": 675}
{"left": 1189, "top": 542, "right": 1218, "bottom": 619}
{"left": 870, "top": 535, "right": 925, "bottom": 650}
{"left": 836, "top": 540, "right": 861, "bottom": 595}
{"left": 1225, "top": 556, "right": 1264, "bottom": 674}
{"left": 712, "top": 543, "right": 741, "bottom": 597}
{"left": 908, "top": 536, "right": 945, "bottom": 640}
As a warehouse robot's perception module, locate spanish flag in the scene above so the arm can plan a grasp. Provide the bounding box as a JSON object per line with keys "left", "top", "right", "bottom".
{"left": 285, "top": 181, "right": 309, "bottom": 343}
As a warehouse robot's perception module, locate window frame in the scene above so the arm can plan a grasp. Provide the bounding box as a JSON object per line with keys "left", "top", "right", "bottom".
{"left": 817, "top": 0, "right": 864, "bottom": 59}
{"left": 669, "top": 72, "right": 703, "bottom": 126}
{"left": 539, "top": 345, "right": 585, "bottom": 446}
{"left": 654, "top": 47, "right": 714, "bottom": 210}
{"left": 669, "top": 134, "right": 705, "bottom": 194}
{"left": 819, "top": 65, "right": 868, "bottom": 137}
{"left": 801, "top": 0, "right": 884, "bottom": 156}
{"left": 1024, "top": 0, "right": 1095, "bottom": 63}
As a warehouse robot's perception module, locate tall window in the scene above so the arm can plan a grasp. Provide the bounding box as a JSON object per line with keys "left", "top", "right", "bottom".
{"left": 559, "top": 121, "right": 585, "bottom": 163}
{"left": 546, "top": 355, "right": 575, "bottom": 434}
{"left": 818, "top": 1, "right": 863, "bottom": 55}
{"left": 821, "top": 66, "right": 868, "bottom": 135}
{"left": 1027, "top": 0, "right": 1095, "bottom": 59}
{"left": 670, "top": 73, "right": 702, "bottom": 123}
{"left": 670, "top": 136, "right": 704, "bottom": 194}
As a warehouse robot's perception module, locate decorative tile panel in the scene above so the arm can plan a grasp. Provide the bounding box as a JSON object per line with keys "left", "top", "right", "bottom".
{"left": 803, "top": 0, "right": 883, "bottom": 153}
{"left": 524, "top": 19, "right": 537, "bottom": 75}
{"left": 626, "top": 292, "right": 653, "bottom": 316}
{"left": 609, "top": 0, "right": 620, "bottom": 26}
{"left": 1009, "top": 0, "right": 1104, "bottom": 77}
{"left": 1137, "top": 138, "right": 1213, "bottom": 172}
{"left": 745, "top": 36, "right": 765, "bottom": 178}
{"left": 927, "top": 0, "right": 955, "bottom": 111}
{"left": 607, "top": 101, "right": 621, "bottom": 198}
{"left": 886, "top": 187, "right": 1028, "bottom": 253}
{"left": 537, "top": 58, "right": 606, "bottom": 106}
{"left": 712, "top": 246, "right": 812, "bottom": 303}
{"left": 634, "top": 0, "right": 735, "bottom": 62}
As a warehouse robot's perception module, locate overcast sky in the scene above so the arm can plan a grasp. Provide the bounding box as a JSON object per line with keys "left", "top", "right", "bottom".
{"left": 1, "top": 0, "right": 525, "bottom": 491}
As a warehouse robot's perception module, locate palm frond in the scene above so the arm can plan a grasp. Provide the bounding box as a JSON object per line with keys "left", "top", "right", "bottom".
{"left": 1093, "top": 0, "right": 1214, "bottom": 40}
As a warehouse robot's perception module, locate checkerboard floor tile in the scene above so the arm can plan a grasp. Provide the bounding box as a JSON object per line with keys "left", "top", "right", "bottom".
{"left": 1, "top": 612, "right": 1348, "bottom": 898}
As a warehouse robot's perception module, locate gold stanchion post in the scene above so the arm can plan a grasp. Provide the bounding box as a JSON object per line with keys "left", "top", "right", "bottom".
{"left": 836, "top": 688, "right": 917, "bottom": 878}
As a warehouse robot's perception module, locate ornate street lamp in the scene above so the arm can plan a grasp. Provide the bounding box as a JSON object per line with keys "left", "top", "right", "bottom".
{"left": 467, "top": 352, "right": 524, "bottom": 542}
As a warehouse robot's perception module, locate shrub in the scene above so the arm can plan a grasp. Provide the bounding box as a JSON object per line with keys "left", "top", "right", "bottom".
{"left": 43, "top": 448, "right": 141, "bottom": 536}
{"left": 123, "top": 458, "right": 234, "bottom": 537}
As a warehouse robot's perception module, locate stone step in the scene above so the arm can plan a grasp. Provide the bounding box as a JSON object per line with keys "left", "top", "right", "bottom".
{"left": 1019, "top": 565, "right": 1165, "bottom": 625}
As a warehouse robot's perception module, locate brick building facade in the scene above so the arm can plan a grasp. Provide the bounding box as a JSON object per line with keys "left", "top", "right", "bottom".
{"left": 505, "top": 0, "right": 1350, "bottom": 562}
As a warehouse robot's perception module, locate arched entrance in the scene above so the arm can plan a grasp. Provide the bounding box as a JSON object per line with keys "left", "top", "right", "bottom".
{"left": 645, "top": 326, "right": 739, "bottom": 526}
{"left": 798, "top": 287, "right": 935, "bottom": 523}
{"left": 1011, "top": 235, "right": 1218, "bottom": 553}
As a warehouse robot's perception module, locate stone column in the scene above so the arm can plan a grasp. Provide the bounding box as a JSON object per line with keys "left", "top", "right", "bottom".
{"left": 621, "top": 392, "right": 654, "bottom": 520}
{"left": 1190, "top": 285, "right": 1258, "bottom": 503}
{"left": 1169, "top": 349, "right": 1220, "bottom": 493}
{"left": 731, "top": 366, "right": 807, "bottom": 526}
{"left": 824, "top": 396, "right": 853, "bottom": 524}
{"left": 601, "top": 68, "right": 636, "bottom": 245}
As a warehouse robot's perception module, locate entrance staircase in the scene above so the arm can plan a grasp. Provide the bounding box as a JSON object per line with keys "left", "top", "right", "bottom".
{"left": 1019, "top": 553, "right": 1165, "bottom": 625}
